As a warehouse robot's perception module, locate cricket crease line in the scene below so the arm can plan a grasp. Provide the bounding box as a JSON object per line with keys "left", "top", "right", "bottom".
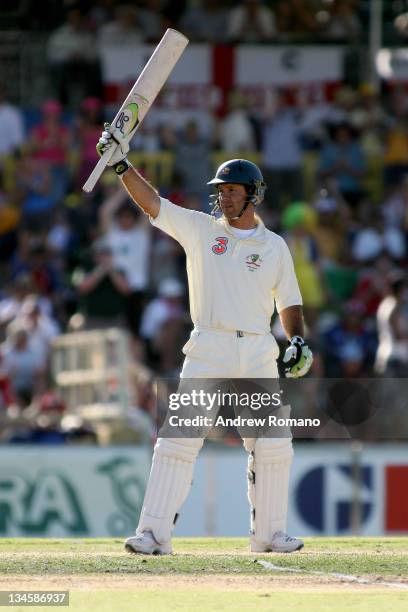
{"left": 257, "top": 559, "right": 408, "bottom": 590}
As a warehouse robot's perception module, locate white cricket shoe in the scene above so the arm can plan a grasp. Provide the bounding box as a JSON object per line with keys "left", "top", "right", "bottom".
{"left": 124, "top": 531, "right": 172, "bottom": 555}
{"left": 251, "top": 531, "right": 304, "bottom": 553}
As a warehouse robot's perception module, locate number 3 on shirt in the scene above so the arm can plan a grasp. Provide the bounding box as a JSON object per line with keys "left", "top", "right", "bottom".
{"left": 212, "top": 237, "right": 228, "bottom": 255}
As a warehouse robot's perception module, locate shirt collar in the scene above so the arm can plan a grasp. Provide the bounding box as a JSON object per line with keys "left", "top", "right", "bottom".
{"left": 217, "top": 214, "right": 266, "bottom": 242}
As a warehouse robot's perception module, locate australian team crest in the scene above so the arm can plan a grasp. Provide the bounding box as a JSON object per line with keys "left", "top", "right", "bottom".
{"left": 246, "top": 254, "right": 263, "bottom": 271}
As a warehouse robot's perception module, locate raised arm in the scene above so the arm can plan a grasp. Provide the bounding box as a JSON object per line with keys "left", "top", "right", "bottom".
{"left": 120, "top": 167, "right": 161, "bottom": 219}
{"left": 96, "top": 123, "right": 161, "bottom": 219}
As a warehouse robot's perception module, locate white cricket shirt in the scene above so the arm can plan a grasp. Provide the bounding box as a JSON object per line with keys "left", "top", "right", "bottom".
{"left": 151, "top": 198, "right": 302, "bottom": 334}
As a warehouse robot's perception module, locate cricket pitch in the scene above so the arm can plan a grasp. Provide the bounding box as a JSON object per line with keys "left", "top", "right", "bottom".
{"left": 0, "top": 537, "right": 407, "bottom": 611}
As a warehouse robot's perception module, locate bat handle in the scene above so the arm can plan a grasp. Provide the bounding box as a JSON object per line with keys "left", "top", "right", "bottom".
{"left": 82, "top": 149, "right": 114, "bottom": 193}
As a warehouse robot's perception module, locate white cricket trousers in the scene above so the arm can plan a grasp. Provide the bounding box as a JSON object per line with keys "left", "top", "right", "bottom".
{"left": 137, "top": 328, "right": 293, "bottom": 548}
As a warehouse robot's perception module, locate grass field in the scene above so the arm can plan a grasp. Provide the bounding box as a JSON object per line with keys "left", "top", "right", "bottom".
{"left": 0, "top": 538, "right": 407, "bottom": 611}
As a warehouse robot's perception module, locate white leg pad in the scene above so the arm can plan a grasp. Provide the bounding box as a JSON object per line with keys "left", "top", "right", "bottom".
{"left": 243, "top": 437, "right": 293, "bottom": 548}
{"left": 137, "top": 437, "right": 203, "bottom": 544}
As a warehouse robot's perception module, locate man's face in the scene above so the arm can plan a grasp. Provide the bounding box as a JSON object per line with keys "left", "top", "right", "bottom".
{"left": 217, "top": 183, "right": 247, "bottom": 219}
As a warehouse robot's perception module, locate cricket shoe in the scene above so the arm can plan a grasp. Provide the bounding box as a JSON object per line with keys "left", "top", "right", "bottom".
{"left": 251, "top": 531, "right": 304, "bottom": 553}
{"left": 124, "top": 531, "right": 172, "bottom": 555}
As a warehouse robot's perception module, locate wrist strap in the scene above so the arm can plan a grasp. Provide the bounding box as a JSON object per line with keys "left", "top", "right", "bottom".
{"left": 113, "top": 158, "right": 131, "bottom": 175}
{"left": 290, "top": 335, "right": 304, "bottom": 346}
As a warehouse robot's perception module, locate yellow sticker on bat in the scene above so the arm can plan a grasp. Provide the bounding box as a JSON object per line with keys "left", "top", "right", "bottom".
{"left": 114, "top": 102, "right": 140, "bottom": 137}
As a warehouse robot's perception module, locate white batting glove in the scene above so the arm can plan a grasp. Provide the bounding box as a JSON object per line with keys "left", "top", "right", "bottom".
{"left": 96, "top": 123, "right": 130, "bottom": 173}
{"left": 283, "top": 336, "right": 313, "bottom": 378}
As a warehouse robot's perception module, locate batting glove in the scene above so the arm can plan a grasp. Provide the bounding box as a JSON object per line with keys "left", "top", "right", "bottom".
{"left": 96, "top": 123, "right": 130, "bottom": 175}
{"left": 283, "top": 335, "right": 313, "bottom": 378}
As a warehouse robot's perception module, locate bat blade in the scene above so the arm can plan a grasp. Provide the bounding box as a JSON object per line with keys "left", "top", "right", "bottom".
{"left": 83, "top": 29, "right": 189, "bottom": 193}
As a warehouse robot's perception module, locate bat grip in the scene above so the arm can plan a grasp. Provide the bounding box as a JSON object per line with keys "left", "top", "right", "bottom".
{"left": 82, "top": 149, "right": 114, "bottom": 193}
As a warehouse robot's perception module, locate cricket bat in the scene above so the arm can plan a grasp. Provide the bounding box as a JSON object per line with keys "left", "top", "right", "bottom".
{"left": 82, "top": 28, "right": 189, "bottom": 193}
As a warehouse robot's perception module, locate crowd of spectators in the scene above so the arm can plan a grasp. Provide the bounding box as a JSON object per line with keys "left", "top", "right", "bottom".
{"left": 11, "top": 1, "right": 408, "bottom": 46}
{"left": 0, "top": 2, "right": 407, "bottom": 443}
{"left": 0, "top": 79, "right": 407, "bottom": 412}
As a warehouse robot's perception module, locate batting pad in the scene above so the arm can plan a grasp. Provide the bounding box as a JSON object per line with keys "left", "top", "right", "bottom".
{"left": 244, "top": 437, "right": 293, "bottom": 548}
{"left": 137, "top": 437, "right": 203, "bottom": 544}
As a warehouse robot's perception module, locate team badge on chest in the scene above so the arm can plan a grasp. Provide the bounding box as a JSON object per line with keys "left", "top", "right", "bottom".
{"left": 246, "top": 253, "right": 263, "bottom": 271}
{"left": 212, "top": 237, "right": 228, "bottom": 255}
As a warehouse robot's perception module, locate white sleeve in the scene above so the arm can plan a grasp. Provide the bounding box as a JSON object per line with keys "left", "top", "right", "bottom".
{"left": 150, "top": 198, "right": 206, "bottom": 253}
{"left": 272, "top": 237, "right": 303, "bottom": 313}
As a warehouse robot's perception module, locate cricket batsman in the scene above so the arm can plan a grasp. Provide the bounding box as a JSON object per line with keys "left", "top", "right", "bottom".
{"left": 96, "top": 125, "right": 313, "bottom": 554}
